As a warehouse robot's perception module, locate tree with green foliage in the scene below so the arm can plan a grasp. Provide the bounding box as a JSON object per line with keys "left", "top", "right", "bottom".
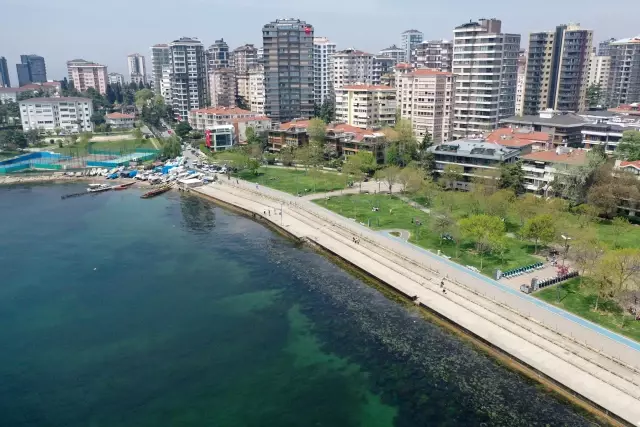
{"left": 160, "top": 135, "right": 182, "bottom": 159}
{"left": 132, "top": 127, "right": 143, "bottom": 140}
{"left": 383, "top": 119, "right": 418, "bottom": 167}
{"left": 319, "top": 99, "right": 335, "bottom": 124}
{"left": 420, "top": 132, "right": 432, "bottom": 150}
{"left": 295, "top": 146, "right": 311, "bottom": 171}
{"left": 432, "top": 210, "right": 454, "bottom": 245}
{"left": 17, "top": 91, "right": 38, "bottom": 101}
{"left": 459, "top": 214, "right": 505, "bottom": 269}
{"left": 398, "top": 162, "right": 426, "bottom": 194}
{"left": 555, "top": 150, "right": 607, "bottom": 205}
{"left": 616, "top": 130, "right": 640, "bottom": 161}
{"left": 586, "top": 83, "right": 603, "bottom": 108}
{"left": 512, "top": 193, "right": 542, "bottom": 226}
{"left": 421, "top": 150, "right": 436, "bottom": 176}
{"left": 343, "top": 151, "right": 376, "bottom": 190}
{"left": 134, "top": 89, "right": 154, "bottom": 107}
{"left": 440, "top": 164, "right": 463, "bottom": 189}
{"left": 592, "top": 248, "right": 640, "bottom": 311}
{"left": 174, "top": 122, "right": 193, "bottom": 139}
{"left": 90, "top": 111, "right": 105, "bottom": 126}
{"left": 236, "top": 95, "right": 249, "bottom": 110}
{"left": 521, "top": 214, "right": 556, "bottom": 253}
{"left": 611, "top": 217, "right": 633, "bottom": 248}
{"left": 280, "top": 147, "right": 294, "bottom": 166}
{"left": 499, "top": 161, "right": 526, "bottom": 194}
{"left": 485, "top": 189, "right": 515, "bottom": 219}
{"left": 0, "top": 129, "right": 27, "bottom": 149}
{"left": 25, "top": 129, "right": 40, "bottom": 146}
{"left": 374, "top": 165, "right": 402, "bottom": 194}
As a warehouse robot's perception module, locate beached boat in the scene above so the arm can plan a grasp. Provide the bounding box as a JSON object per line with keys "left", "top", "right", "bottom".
{"left": 114, "top": 182, "right": 135, "bottom": 191}
{"left": 141, "top": 184, "right": 172, "bottom": 199}
{"left": 87, "top": 184, "right": 112, "bottom": 193}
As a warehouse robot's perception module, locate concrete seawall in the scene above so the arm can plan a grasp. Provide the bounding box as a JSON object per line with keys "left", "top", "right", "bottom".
{"left": 191, "top": 181, "right": 640, "bottom": 426}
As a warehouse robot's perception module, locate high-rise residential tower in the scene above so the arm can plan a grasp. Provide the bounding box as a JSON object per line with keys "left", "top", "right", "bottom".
{"left": 401, "top": 30, "right": 423, "bottom": 63}
{"left": 127, "top": 53, "right": 147, "bottom": 84}
{"left": 108, "top": 72, "right": 125, "bottom": 86}
{"left": 206, "top": 39, "right": 230, "bottom": 71}
{"left": 332, "top": 49, "right": 374, "bottom": 89}
{"left": 0, "top": 57, "right": 10, "bottom": 87}
{"left": 598, "top": 38, "right": 617, "bottom": 56}
{"left": 66, "top": 59, "right": 108, "bottom": 94}
{"left": 522, "top": 24, "right": 592, "bottom": 115}
{"left": 262, "top": 18, "right": 314, "bottom": 123}
{"left": 607, "top": 36, "right": 640, "bottom": 107}
{"left": 151, "top": 44, "right": 171, "bottom": 94}
{"left": 16, "top": 54, "right": 46, "bottom": 86}
{"left": 232, "top": 44, "right": 258, "bottom": 74}
{"left": 413, "top": 40, "right": 453, "bottom": 71}
{"left": 378, "top": 45, "right": 404, "bottom": 64}
{"left": 313, "top": 37, "right": 336, "bottom": 105}
{"left": 168, "top": 37, "right": 207, "bottom": 121}
{"left": 515, "top": 50, "right": 527, "bottom": 116}
{"left": 452, "top": 19, "right": 520, "bottom": 138}
{"left": 209, "top": 68, "right": 236, "bottom": 107}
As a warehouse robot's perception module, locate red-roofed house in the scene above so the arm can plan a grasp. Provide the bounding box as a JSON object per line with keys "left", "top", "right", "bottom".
{"left": 189, "top": 106, "right": 271, "bottom": 143}
{"left": 335, "top": 85, "right": 396, "bottom": 129}
{"left": 521, "top": 148, "right": 588, "bottom": 193}
{"left": 106, "top": 112, "right": 135, "bottom": 129}
{"left": 0, "top": 81, "right": 61, "bottom": 103}
{"left": 485, "top": 128, "right": 551, "bottom": 153}
{"left": 615, "top": 160, "right": 640, "bottom": 176}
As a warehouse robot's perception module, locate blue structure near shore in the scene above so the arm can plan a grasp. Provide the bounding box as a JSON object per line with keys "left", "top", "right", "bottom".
{"left": 86, "top": 151, "right": 158, "bottom": 168}
{"left": 0, "top": 152, "right": 70, "bottom": 174}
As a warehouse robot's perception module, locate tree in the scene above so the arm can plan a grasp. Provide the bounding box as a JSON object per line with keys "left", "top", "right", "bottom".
{"left": 295, "top": 146, "right": 311, "bottom": 171}
{"left": 236, "top": 95, "right": 249, "bottom": 110}
{"left": 0, "top": 129, "right": 27, "bottom": 149}
{"left": 25, "top": 129, "right": 40, "bottom": 146}
{"left": 512, "top": 194, "right": 542, "bottom": 226}
{"left": 106, "top": 84, "right": 116, "bottom": 104}
{"left": 499, "top": 161, "right": 526, "bottom": 195}
{"left": 555, "top": 150, "right": 606, "bottom": 205}
{"left": 174, "top": 122, "right": 193, "bottom": 139}
{"left": 616, "top": 130, "right": 640, "bottom": 161}
{"left": 280, "top": 147, "right": 294, "bottom": 166}
{"left": 611, "top": 217, "right": 633, "bottom": 248}
{"left": 592, "top": 248, "right": 640, "bottom": 311}
{"left": 134, "top": 88, "right": 154, "bottom": 107}
{"left": 343, "top": 152, "right": 375, "bottom": 190}
{"left": 17, "top": 91, "right": 37, "bottom": 101}
{"left": 398, "top": 162, "right": 426, "bottom": 194}
{"left": 319, "top": 99, "right": 335, "bottom": 124}
{"left": 432, "top": 210, "right": 454, "bottom": 245}
{"left": 90, "top": 111, "right": 105, "bottom": 126}
{"left": 572, "top": 227, "right": 607, "bottom": 284}
{"left": 459, "top": 214, "right": 505, "bottom": 269}
{"left": 421, "top": 150, "right": 436, "bottom": 176}
{"left": 374, "top": 165, "right": 402, "bottom": 194}
{"left": 586, "top": 83, "right": 603, "bottom": 108}
{"left": 440, "top": 164, "right": 463, "bottom": 189}
{"left": 521, "top": 214, "right": 556, "bottom": 253}
{"left": 307, "top": 118, "right": 326, "bottom": 167}
{"left": 132, "top": 127, "right": 143, "bottom": 140}
{"left": 383, "top": 119, "right": 418, "bottom": 167}
{"left": 420, "top": 132, "right": 432, "bottom": 150}
{"left": 485, "top": 189, "right": 514, "bottom": 219}
{"left": 587, "top": 181, "right": 619, "bottom": 218}
{"left": 160, "top": 135, "right": 182, "bottom": 159}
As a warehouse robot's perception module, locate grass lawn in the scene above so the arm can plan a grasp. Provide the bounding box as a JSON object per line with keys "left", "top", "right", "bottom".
{"left": 536, "top": 278, "right": 640, "bottom": 343}
{"left": 237, "top": 167, "right": 347, "bottom": 195}
{"left": 54, "top": 138, "right": 156, "bottom": 157}
{"left": 316, "top": 194, "right": 540, "bottom": 277}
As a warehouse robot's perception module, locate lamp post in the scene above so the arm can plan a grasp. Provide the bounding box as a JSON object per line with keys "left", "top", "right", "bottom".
{"left": 561, "top": 234, "right": 571, "bottom": 266}
{"left": 280, "top": 201, "right": 284, "bottom": 225}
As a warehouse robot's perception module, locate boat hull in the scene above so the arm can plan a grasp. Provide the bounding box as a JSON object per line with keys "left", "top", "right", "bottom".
{"left": 141, "top": 185, "right": 172, "bottom": 199}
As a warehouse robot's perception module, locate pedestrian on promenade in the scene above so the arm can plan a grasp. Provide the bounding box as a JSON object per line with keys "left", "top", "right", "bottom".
{"left": 256, "top": 184, "right": 259, "bottom": 190}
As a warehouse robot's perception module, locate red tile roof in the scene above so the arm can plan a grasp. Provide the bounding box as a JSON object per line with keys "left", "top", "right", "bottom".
{"left": 340, "top": 84, "right": 394, "bottom": 91}
{"left": 395, "top": 63, "right": 412, "bottom": 69}
{"left": 278, "top": 120, "right": 311, "bottom": 130}
{"left": 408, "top": 69, "right": 454, "bottom": 76}
{"left": 522, "top": 149, "right": 588, "bottom": 165}
{"left": 190, "top": 106, "right": 254, "bottom": 115}
{"left": 230, "top": 116, "right": 270, "bottom": 123}
{"left": 106, "top": 112, "right": 135, "bottom": 119}
{"left": 619, "top": 160, "right": 640, "bottom": 169}
{"left": 486, "top": 128, "right": 550, "bottom": 147}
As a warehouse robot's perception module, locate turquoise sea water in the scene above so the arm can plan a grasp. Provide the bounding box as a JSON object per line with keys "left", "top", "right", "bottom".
{"left": 0, "top": 184, "right": 598, "bottom": 426}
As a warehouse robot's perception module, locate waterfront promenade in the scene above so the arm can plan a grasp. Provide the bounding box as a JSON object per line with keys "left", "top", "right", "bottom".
{"left": 193, "top": 179, "right": 640, "bottom": 425}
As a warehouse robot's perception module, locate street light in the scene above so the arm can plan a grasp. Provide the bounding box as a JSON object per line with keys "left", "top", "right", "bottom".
{"left": 561, "top": 234, "right": 572, "bottom": 266}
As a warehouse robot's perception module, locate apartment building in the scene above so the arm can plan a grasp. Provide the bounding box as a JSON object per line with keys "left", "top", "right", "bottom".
{"left": 248, "top": 66, "right": 265, "bottom": 115}
{"left": 189, "top": 106, "right": 270, "bottom": 135}
{"left": 607, "top": 36, "right": 640, "bottom": 107}
{"left": 160, "top": 65, "right": 172, "bottom": 105}
{"left": 232, "top": 44, "right": 258, "bottom": 74}
{"left": 236, "top": 73, "right": 250, "bottom": 104}
{"left": 67, "top": 59, "right": 108, "bottom": 94}
{"left": 523, "top": 24, "right": 593, "bottom": 115}
{"left": 334, "top": 85, "right": 396, "bottom": 129}
{"left": 127, "top": 53, "right": 147, "bottom": 84}
{"left": 206, "top": 39, "right": 230, "bottom": 70}
{"left": 452, "top": 19, "right": 521, "bottom": 138}
{"left": 19, "top": 97, "right": 93, "bottom": 133}
{"left": 521, "top": 148, "right": 587, "bottom": 194}
{"left": 413, "top": 40, "right": 453, "bottom": 71}
{"left": 313, "top": 37, "right": 336, "bottom": 105}
{"left": 501, "top": 109, "right": 589, "bottom": 147}
{"left": 0, "top": 56, "right": 10, "bottom": 87}
{"left": 262, "top": 18, "right": 315, "bottom": 123}
{"left": 151, "top": 44, "right": 171, "bottom": 94}
{"left": 396, "top": 68, "right": 455, "bottom": 143}
{"left": 168, "top": 37, "right": 207, "bottom": 121}
{"left": 588, "top": 53, "right": 611, "bottom": 88}
{"left": 378, "top": 45, "right": 404, "bottom": 64}
{"left": 515, "top": 51, "right": 527, "bottom": 116}
{"left": 581, "top": 116, "right": 640, "bottom": 154}
{"left": 427, "top": 139, "right": 520, "bottom": 190}
{"left": 209, "top": 68, "right": 236, "bottom": 108}
{"left": 105, "top": 112, "right": 135, "bottom": 129}
{"left": 372, "top": 56, "right": 395, "bottom": 86}
{"left": 0, "top": 82, "right": 61, "bottom": 103}
{"left": 333, "top": 49, "right": 374, "bottom": 89}
{"left": 17, "top": 54, "right": 47, "bottom": 86}
{"left": 485, "top": 127, "right": 551, "bottom": 152}
{"left": 108, "top": 73, "right": 125, "bottom": 86}
{"left": 598, "top": 38, "right": 617, "bottom": 56}
{"left": 401, "top": 30, "right": 423, "bottom": 63}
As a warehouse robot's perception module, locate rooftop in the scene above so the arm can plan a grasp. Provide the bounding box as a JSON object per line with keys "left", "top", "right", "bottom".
{"left": 429, "top": 139, "right": 520, "bottom": 160}
{"left": 619, "top": 160, "right": 640, "bottom": 170}
{"left": 335, "top": 49, "right": 373, "bottom": 57}
{"left": 340, "top": 84, "right": 395, "bottom": 91}
{"left": 406, "top": 69, "right": 454, "bottom": 77}
{"left": 230, "top": 116, "right": 270, "bottom": 123}
{"left": 522, "top": 149, "right": 588, "bottom": 165}
{"left": 486, "top": 128, "right": 550, "bottom": 147}
{"left": 190, "top": 106, "right": 256, "bottom": 115}
{"left": 612, "top": 36, "right": 640, "bottom": 45}
{"left": 501, "top": 112, "right": 589, "bottom": 127}
{"left": 106, "top": 112, "right": 135, "bottom": 119}
{"left": 18, "top": 97, "right": 91, "bottom": 103}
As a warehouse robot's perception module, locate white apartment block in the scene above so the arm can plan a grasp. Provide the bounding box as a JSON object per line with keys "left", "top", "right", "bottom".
{"left": 378, "top": 45, "right": 404, "bottom": 64}
{"left": 248, "top": 66, "right": 265, "bottom": 115}
{"left": 232, "top": 44, "right": 258, "bottom": 74}
{"left": 313, "top": 37, "right": 336, "bottom": 105}
{"left": 588, "top": 53, "right": 611, "bottom": 88}
{"left": 189, "top": 106, "right": 271, "bottom": 143}
{"left": 127, "top": 53, "right": 147, "bottom": 84}
{"left": 67, "top": 59, "right": 108, "bottom": 94}
{"left": 515, "top": 51, "right": 527, "bottom": 116}
{"left": 401, "top": 30, "right": 424, "bottom": 64}
{"left": 169, "top": 37, "right": 207, "bottom": 121}
{"left": 209, "top": 68, "right": 236, "bottom": 108}
{"left": 414, "top": 40, "right": 453, "bottom": 71}
{"left": 19, "top": 97, "right": 93, "bottom": 133}
{"left": 108, "top": 72, "right": 125, "bottom": 86}
{"left": 453, "top": 19, "right": 520, "bottom": 138}
{"left": 160, "top": 65, "right": 172, "bottom": 105}
{"left": 335, "top": 85, "right": 396, "bottom": 129}
{"left": 333, "top": 49, "right": 374, "bottom": 89}
{"left": 151, "top": 44, "right": 170, "bottom": 94}
{"left": 396, "top": 68, "right": 455, "bottom": 143}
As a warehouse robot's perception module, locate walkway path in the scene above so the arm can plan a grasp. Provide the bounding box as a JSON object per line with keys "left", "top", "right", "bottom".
{"left": 193, "top": 179, "right": 640, "bottom": 425}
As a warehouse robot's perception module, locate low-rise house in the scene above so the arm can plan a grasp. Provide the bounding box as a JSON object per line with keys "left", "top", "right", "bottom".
{"left": 485, "top": 127, "right": 551, "bottom": 154}
{"left": 500, "top": 109, "right": 589, "bottom": 147}
{"left": 520, "top": 148, "right": 588, "bottom": 194}
{"left": 189, "top": 106, "right": 271, "bottom": 143}
{"left": 105, "top": 112, "right": 135, "bottom": 129}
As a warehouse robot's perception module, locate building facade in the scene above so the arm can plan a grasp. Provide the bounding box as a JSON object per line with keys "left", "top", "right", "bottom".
{"left": 151, "top": 44, "right": 171, "bottom": 94}
{"left": 19, "top": 97, "right": 93, "bottom": 132}
{"left": 523, "top": 24, "right": 593, "bottom": 115}
{"left": 396, "top": 68, "right": 455, "bottom": 143}
{"left": 607, "top": 36, "right": 640, "bottom": 107}
{"left": 232, "top": 44, "right": 258, "bottom": 74}
{"left": 515, "top": 51, "right": 527, "bottom": 116}
{"left": 16, "top": 54, "right": 46, "bottom": 86}
{"left": 0, "top": 82, "right": 60, "bottom": 103}
{"left": 413, "top": 40, "right": 453, "bottom": 71}
{"left": 262, "top": 18, "right": 315, "bottom": 123}
{"left": 0, "top": 57, "right": 10, "bottom": 87}
{"left": 206, "top": 39, "right": 230, "bottom": 70}
{"left": 127, "top": 53, "right": 147, "bottom": 84}
{"left": 378, "top": 45, "right": 404, "bottom": 64}
{"left": 106, "top": 112, "right": 135, "bottom": 129}
{"left": 501, "top": 109, "right": 589, "bottom": 147}
{"left": 209, "top": 68, "right": 236, "bottom": 108}
{"left": 248, "top": 66, "right": 265, "bottom": 115}
{"left": 401, "top": 30, "right": 423, "bottom": 63}
{"left": 335, "top": 85, "right": 396, "bottom": 129}
{"left": 521, "top": 148, "right": 587, "bottom": 194}
{"left": 313, "top": 37, "right": 336, "bottom": 105}
{"left": 333, "top": 49, "right": 374, "bottom": 89}
{"left": 67, "top": 59, "right": 108, "bottom": 94}
{"left": 189, "top": 106, "right": 271, "bottom": 143}
{"left": 168, "top": 37, "right": 207, "bottom": 121}
{"left": 598, "top": 38, "right": 617, "bottom": 56}
{"left": 372, "top": 56, "right": 395, "bottom": 86}
{"left": 108, "top": 73, "right": 125, "bottom": 86}
{"left": 452, "top": 19, "right": 520, "bottom": 138}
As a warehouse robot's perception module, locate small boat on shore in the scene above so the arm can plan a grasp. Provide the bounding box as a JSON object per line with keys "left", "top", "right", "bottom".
{"left": 141, "top": 184, "right": 172, "bottom": 199}
{"left": 114, "top": 182, "right": 135, "bottom": 191}
{"left": 87, "top": 184, "right": 111, "bottom": 193}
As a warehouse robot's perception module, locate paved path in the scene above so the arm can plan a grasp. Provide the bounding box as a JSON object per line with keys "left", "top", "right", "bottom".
{"left": 192, "top": 180, "right": 640, "bottom": 425}
{"left": 301, "top": 180, "right": 395, "bottom": 200}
